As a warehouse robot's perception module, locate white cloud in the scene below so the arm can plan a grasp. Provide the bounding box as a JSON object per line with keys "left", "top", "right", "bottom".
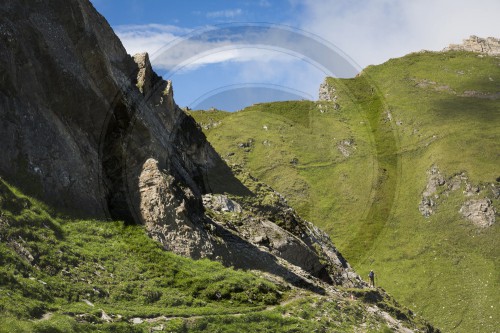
{"left": 205, "top": 9, "right": 243, "bottom": 18}
{"left": 113, "top": 23, "right": 352, "bottom": 105}
{"left": 153, "top": 42, "right": 284, "bottom": 74}
{"left": 187, "top": 48, "right": 288, "bottom": 66}
{"left": 235, "top": 56, "right": 324, "bottom": 99}
{"left": 115, "top": 24, "right": 191, "bottom": 56}
{"left": 115, "top": 24, "right": 283, "bottom": 69}
{"left": 165, "top": 45, "right": 320, "bottom": 74}
{"left": 115, "top": 24, "right": 343, "bottom": 77}
{"left": 297, "top": 0, "right": 500, "bottom": 68}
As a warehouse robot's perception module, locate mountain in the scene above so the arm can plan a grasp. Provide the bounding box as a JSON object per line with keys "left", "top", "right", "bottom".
{"left": 0, "top": 0, "right": 356, "bottom": 284}
{"left": 0, "top": 0, "right": 438, "bottom": 332}
{"left": 189, "top": 42, "right": 500, "bottom": 332}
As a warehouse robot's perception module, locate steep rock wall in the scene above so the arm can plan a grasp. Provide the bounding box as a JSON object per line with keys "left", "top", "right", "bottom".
{"left": 0, "top": 0, "right": 242, "bottom": 253}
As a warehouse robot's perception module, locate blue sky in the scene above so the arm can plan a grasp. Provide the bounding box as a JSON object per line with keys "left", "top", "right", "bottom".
{"left": 90, "top": 0, "right": 500, "bottom": 111}
{"left": 92, "top": 0, "right": 300, "bottom": 27}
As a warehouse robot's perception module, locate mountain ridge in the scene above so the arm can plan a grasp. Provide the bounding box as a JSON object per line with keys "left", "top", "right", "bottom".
{"left": 190, "top": 45, "right": 499, "bottom": 332}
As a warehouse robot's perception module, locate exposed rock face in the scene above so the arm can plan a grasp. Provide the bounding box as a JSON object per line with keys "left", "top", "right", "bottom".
{"left": 139, "top": 158, "right": 214, "bottom": 258}
{"left": 0, "top": 0, "right": 244, "bottom": 255}
{"left": 319, "top": 78, "right": 339, "bottom": 101}
{"left": 202, "top": 190, "right": 361, "bottom": 288}
{"left": 419, "top": 166, "right": 445, "bottom": 217}
{"left": 202, "top": 194, "right": 242, "bottom": 213}
{"left": 337, "top": 138, "right": 356, "bottom": 158}
{"left": 318, "top": 78, "right": 341, "bottom": 111}
{"left": 418, "top": 196, "right": 436, "bottom": 218}
{"left": 319, "top": 79, "right": 335, "bottom": 101}
{"left": 460, "top": 198, "right": 496, "bottom": 228}
{"left": 419, "top": 166, "right": 497, "bottom": 228}
{"left": 0, "top": 0, "right": 359, "bottom": 289}
{"left": 444, "top": 36, "right": 500, "bottom": 56}
{"left": 412, "top": 77, "right": 500, "bottom": 100}
{"left": 0, "top": 0, "right": 121, "bottom": 216}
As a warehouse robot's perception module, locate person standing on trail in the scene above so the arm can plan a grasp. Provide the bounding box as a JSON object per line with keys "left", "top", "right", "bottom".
{"left": 368, "top": 270, "right": 375, "bottom": 287}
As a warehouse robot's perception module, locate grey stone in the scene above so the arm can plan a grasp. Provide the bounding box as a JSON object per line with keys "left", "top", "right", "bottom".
{"left": 460, "top": 198, "right": 496, "bottom": 228}
{"left": 318, "top": 78, "right": 338, "bottom": 102}
{"left": 444, "top": 36, "right": 500, "bottom": 56}
{"left": 202, "top": 194, "right": 242, "bottom": 213}
{"left": 418, "top": 197, "right": 435, "bottom": 217}
{"left": 337, "top": 139, "right": 356, "bottom": 157}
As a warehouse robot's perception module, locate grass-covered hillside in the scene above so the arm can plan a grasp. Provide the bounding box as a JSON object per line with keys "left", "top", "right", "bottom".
{"left": 0, "top": 179, "right": 435, "bottom": 332}
{"left": 189, "top": 50, "right": 500, "bottom": 333}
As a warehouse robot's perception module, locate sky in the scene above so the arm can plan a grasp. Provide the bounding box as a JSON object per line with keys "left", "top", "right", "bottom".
{"left": 90, "top": 0, "right": 500, "bottom": 111}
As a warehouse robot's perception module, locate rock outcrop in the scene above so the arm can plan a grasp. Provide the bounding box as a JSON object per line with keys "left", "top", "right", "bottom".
{"left": 460, "top": 198, "right": 496, "bottom": 228}
{"left": 318, "top": 78, "right": 341, "bottom": 110}
{"left": 419, "top": 166, "right": 497, "bottom": 228}
{"left": 419, "top": 166, "right": 445, "bottom": 217}
{"left": 337, "top": 138, "right": 356, "bottom": 158}
{"left": 319, "top": 78, "right": 337, "bottom": 101}
{"left": 0, "top": 0, "right": 360, "bottom": 289}
{"left": 202, "top": 186, "right": 361, "bottom": 287}
{"left": 444, "top": 36, "right": 500, "bottom": 56}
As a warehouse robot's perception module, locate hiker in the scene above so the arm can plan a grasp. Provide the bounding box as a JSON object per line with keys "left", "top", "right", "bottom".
{"left": 368, "top": 270, "right": 375, "bottom": 287}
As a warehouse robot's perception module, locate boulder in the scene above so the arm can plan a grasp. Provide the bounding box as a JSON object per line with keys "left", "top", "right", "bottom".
{"left": 460, "top": 198, "right": 496, "bottom": 228}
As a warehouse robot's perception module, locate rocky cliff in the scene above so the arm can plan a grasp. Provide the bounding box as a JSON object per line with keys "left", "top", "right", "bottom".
{"left": 0, "top": 0, "right": 361, "bottom": 290}
{"left": 444, "top": 35, "right": 500, "bottom": 55}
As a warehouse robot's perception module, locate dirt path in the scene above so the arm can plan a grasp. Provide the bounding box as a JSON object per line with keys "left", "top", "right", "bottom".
{"left": 130, "top": 292, "right": 309, "bottom": 325}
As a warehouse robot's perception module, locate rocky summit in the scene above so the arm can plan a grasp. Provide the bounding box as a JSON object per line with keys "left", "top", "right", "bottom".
{"left": 444, "top": 35, "right": 500, "bottom": 56}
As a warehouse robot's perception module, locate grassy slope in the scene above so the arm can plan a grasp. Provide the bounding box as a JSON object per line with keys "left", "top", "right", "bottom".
{"left": 191, "top": 99, "right": 377, "bottom": 250}
{"left": 189, "top": 51, "right": 500, "bottom": 332}
{"left": 362, "top": 51, "right": 499, "bottom": 333}
{"left": 0, "top": 179, "right": 431, "bottom": 333}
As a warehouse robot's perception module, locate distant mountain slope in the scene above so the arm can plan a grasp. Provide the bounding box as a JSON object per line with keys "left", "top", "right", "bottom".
{"left": 190, "top": 49, "right": 500, "bottom": 333}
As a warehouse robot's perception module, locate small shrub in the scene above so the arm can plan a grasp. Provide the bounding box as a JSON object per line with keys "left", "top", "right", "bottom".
{"left": 142, "top": 289, "right": 162, "bottom": 304}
